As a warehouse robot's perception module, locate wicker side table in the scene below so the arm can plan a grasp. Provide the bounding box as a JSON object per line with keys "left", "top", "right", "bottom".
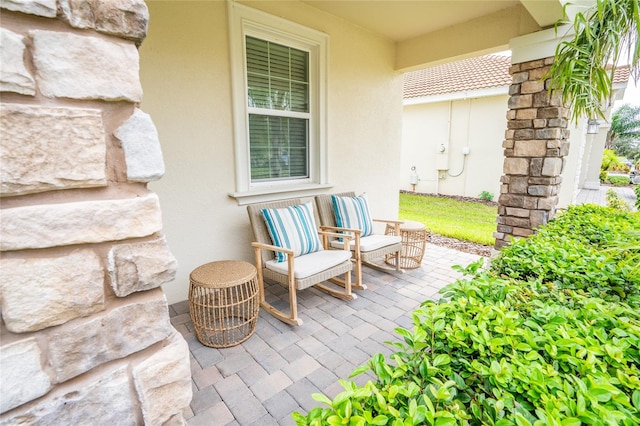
{"left": 189, "top": 260, "right": 259, "bottom": 348}
{"left": 385, "top": 221, "right": 428, "bottom": 269}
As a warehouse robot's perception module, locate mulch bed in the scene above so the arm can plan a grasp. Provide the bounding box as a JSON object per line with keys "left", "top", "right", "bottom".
{"left": 428, "top": 233, "right": 494, "bottom": 257}
{"left": 400, "top": 190, "right": 499, "bottom": 208}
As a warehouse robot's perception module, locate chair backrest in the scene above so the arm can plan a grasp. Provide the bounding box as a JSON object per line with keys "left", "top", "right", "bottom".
{"left": 315, "top": 192, "right": 355, "bottom": 232}
{"left": 247, "top": 198, "right": 322, "bottom": 265}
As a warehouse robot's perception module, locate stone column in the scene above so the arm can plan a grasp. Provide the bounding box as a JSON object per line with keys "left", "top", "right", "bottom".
{"left": 494, "top": 57, "right": 570, "bottom": 249}
{"left": 0, "top": 1, "right": 192, "bottom": 424}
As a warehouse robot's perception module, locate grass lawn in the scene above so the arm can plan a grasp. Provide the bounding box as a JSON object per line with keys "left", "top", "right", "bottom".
{"left": 398, "top": 192, "right": 497, "bottom": 246}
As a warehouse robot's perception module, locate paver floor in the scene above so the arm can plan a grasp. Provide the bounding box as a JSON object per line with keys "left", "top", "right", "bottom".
{"left": 576, "top": 185, "right": 638, "bottom": 210}
{"left": 169, "top": 244, "right": 484, "bottom": 425}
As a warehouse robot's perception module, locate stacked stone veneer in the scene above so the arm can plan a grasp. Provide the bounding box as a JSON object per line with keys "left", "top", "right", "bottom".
{"left": 494, "top": 57, "right": 570, "bottom": 249}
{"left": 0, "top": 1, "right": 192, "bottom": 424}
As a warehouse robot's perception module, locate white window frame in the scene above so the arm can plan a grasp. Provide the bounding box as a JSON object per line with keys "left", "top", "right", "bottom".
{"left": 228, "top": 1, "right": 331, "bottom": 204}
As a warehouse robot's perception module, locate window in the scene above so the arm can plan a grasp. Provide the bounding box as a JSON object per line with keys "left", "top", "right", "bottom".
{"left": 228, "top": 2, "right": 330, "bottom": 204}
{"left": 247, "top": 36, "right": 309, "bottom": 181}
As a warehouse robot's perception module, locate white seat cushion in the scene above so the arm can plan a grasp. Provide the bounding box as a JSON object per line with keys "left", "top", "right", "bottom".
{"left": 330, "top": 234, "right": 401, "bottom": 252}
{"left": 265, "top": 249, "right": 352, "bottom": 279}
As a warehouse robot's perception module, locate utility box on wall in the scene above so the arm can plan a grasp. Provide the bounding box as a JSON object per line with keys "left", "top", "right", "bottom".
{"left": 435, "top": 150, "right": 449, "bottom": 172}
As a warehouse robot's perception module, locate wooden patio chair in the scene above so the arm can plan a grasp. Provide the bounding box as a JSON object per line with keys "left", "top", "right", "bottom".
{"left": 247, "top": 198, "right": 355, "bottom": 326}
{"left": 315, "top": 192, "right": 403, "bottom": 290}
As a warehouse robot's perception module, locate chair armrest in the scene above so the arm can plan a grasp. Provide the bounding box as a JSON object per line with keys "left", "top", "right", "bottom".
{"left": 372, "top": 219, "right": 403, "bottom": 236}
{"left": 251, "top": 242, "right": 296, "bottom": 274}
{"left": 318, "top": 230, "right": 353, "bottom": 240}
{"left": 251, "top": 241, "right": 294, "bottom": 256}
{"left": 317, "top": 230, "right": 352, "bottom": 250}
{"left": 319, "top": 225, "right": 362, "bottom": 235}
{"left": 372, "top": 219, "right": 403, "bottom": 225}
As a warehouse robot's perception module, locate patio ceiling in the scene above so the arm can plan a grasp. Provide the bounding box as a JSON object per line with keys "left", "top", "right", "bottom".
{"left": 300, "top": 0, "right": 566, "bottom": 71}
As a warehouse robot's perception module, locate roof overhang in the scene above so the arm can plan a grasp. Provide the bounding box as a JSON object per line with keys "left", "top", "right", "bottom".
{"left": 404, "top": 86, "right": 510, "bottom": 106}
{"left": 299, "top": 0, "right": 568, "bottom": 71}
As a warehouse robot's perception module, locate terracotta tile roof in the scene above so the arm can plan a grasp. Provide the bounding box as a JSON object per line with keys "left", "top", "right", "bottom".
{"left": 612, "top": 65, "right": 630, "bottom": 84}
{"left": 404, "top": 55, "right": 512, "bottom": 99}
{"left": 404, "top": 57, "right": 630, "bottom": 99}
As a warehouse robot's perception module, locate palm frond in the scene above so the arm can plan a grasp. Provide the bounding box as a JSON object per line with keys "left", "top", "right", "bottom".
{"left": 547, "top": 0, "right": 639, "bottom": 123}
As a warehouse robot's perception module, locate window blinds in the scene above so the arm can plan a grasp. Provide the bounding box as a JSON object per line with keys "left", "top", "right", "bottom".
{"left": 246, "top": 36, "right": 310, "bottom": 181}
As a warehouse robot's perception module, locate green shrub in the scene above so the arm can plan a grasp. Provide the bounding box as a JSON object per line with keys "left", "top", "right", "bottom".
{"left": 600, "top": 169, "right": 609, "bottom": 183}
{"left": 601, "top": 149, "right": 623, "bottom": 172}
{"left": 478, "top": 190, "right": 494, "bottom": 202}
{"left": 293, "top": 269, "right": 640, "bottom": 425}
{"left": 635, "top": 185, "right": 640, "bottom": 210}
{"left": 294, "top": 204, "right": 640, "bottom": 426}
{"left": 606, "top": 189, "right": 632, "bottom": 211}
{"left": 491, "top": 205, "right": 639, "bottom": 302}
{"left": 608, "top": 175, "right": 631, "bottom": 186}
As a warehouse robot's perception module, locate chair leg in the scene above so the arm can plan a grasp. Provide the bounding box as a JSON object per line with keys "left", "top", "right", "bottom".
{"left": 354, "top": 256, "right": 364, "bottom": 289}
{"left": 353, "top": 237, "right": 364, "bottom": 290}
{"left": 286, "top": 257, "right": 300, "bottom": 324}
{"left": 332, "top": 244, "right": 365, "bottom": 290}
{"left": 329, "top": 264, "right": 367, "bottom": 291}
{"left": 317, "top": 259, "right": 355, "bottom": 300}
{"left": 343, "top": 265, "right": 352, "bottom": 296}
{"left": 362, "top": 249, "right": 405, "bottom": 275}
{"left": 254, "top": 249, "right": 267, "bottom": 306}
{"left": 394, "top": 250, "right": 401, "bottom": 271}
{"left": 253, "top": 247, "right": 303, "bottom": 326}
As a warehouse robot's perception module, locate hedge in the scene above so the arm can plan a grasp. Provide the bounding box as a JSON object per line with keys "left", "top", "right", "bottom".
{"left": 293, "top": 205, "right": 640, "bottom": 425}
{"left": 491, "top": 205, "right": 639, "bottom": 303}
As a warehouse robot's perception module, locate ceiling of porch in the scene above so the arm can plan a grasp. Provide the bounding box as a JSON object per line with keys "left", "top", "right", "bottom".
{"left": 301, "top": 0, "right": 566, "bottom": 71}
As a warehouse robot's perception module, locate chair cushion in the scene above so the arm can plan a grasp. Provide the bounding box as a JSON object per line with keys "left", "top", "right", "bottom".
{"left": 331, "top": 193, "right": 373, "bottom": 238}
{"left": 261, "top": 202, "right": 323, "bottom": 263}
{"left": 265, "top": 250, "right": 352, "bottom": 279}
{"left": 330, "top": 234, "right": 402, "bottom": 252}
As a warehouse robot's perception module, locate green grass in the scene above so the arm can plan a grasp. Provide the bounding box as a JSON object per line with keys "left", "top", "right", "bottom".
{"left": 399, "top": 192, "right": 497, "bottom": 246}
{"left": 606, "top": 174, "right": 631, "bottom": 186}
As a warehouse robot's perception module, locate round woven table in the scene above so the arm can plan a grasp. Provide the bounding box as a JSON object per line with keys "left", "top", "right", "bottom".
{"left": 385, "top": 220, "right": 428, "bottom": 269}
{"left": 189, "top": 260, "right": 259, "bottom": 348}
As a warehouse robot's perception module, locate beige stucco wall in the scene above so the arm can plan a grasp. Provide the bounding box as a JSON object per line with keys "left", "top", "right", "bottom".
{"left": 401, "top": 96, "right": 507, "bottom": 199}
{"left": 558, "top": 96, "right": 623, "bottom": 208}
{"left": 581, "top": 127, "right": 609, "bottom": 189}
{"left": 557, "top": 120, "right": 586, "bottom": 208}
{"left": 402, "top": 95, "right": 591, "bottom": 209}
{"left": 574, "top": 91, "right": 624, "bottom": 194}
{"left": 140, "top": 1, "right": 403, "bottom": 304}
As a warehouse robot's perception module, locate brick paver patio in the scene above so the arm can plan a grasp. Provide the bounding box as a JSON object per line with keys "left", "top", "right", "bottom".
{"left": 169, "top": 244, "right": 485, "bottom": 425}
{"left": 576, "top": 185, "right": 638, "bottom": 211}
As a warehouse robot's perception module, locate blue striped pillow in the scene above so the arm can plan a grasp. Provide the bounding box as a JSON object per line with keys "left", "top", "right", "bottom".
{"left": 331, "top": 194, "right": 373, "bottom": 238}
{"left": 261, "top": 202, "right": 323, "bottom": 262}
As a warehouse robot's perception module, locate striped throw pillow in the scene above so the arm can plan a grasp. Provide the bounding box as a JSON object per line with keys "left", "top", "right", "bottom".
{"left": 261, "top": 202, "right": 323, "bottom": 262}
{"left": 331, "top": 193, "right": 373, "bottom": 238}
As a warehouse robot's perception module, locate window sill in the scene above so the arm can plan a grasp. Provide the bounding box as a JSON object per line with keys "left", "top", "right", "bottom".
{"left": 229, "top": 183, "right": 334, "bottom": 205}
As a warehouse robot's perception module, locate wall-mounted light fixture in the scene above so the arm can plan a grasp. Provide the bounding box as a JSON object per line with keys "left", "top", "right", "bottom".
{"left": 587, "top": 119, "right": 600, "bottom": 135}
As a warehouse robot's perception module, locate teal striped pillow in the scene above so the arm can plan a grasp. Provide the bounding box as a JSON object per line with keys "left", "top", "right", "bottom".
{"left": 331, "top": 193, "right": 373, "bottom": 238}
{"left": 261, "top": 202, "right": 323, "bottom": 262}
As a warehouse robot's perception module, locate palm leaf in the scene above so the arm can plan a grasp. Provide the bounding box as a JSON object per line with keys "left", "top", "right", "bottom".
{"left": 547, "top": 0, "right": 639, "bottom": 122}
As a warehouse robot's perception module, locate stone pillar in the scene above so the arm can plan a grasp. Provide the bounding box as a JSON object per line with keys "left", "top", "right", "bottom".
{"left": 494, "top": 56, "right": 571, "bottom": 249}
{"left": 0, "top": 1, "right": 191, "bottom": 424}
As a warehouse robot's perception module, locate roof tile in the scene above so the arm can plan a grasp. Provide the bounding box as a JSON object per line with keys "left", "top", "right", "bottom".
{"left": 404, "top": 55, "right": 630, "bottom": 99}
{"left": 404, "top": 55, "right": 512, "bottom": 99}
